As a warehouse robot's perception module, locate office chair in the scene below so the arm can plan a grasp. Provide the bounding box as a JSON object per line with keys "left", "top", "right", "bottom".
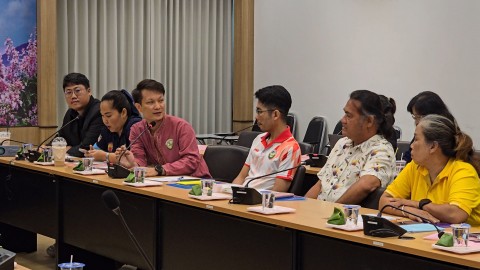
{"left": 203, "top": 145, "right": 250, "bottom": 183}
{"left": 286, "top": 113, "right": 297, "bottom": 139}
{"left": 236, "top": 131, "right": 262, "bottom": 148}
{"left": 298, "top": 141, "right": 314, "bottom": 155}
{"left": 393, "top": 125, "right": 402, "bottom": 141}
{"left": 302, "top": 116, "right": 328, "bottom": 154}
{"left": 396, "top": 141, "right": 410, "bottom": 160}
{"left": 360, "top": 187, "right": 386, "bottom": 210}
{"left": 332, "top": 120, "right": 342, "bottom": 135}
{"left": 287, "top": 166, "right": 306, "bottom": 196}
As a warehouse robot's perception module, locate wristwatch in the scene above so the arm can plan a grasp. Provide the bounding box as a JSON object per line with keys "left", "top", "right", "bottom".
{"left": 418, "top": 198, "right": 432, "bottom": 210}
{"left": 154, "top": 164, "right": 165, "bottom": 176}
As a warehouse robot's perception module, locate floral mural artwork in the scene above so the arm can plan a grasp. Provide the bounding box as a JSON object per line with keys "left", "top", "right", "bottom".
{"left": 0, "top": 0, "right": 37, "bottom": 127}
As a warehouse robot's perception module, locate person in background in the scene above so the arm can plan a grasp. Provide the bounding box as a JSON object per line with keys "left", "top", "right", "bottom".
{"left": 232, "top": 85, "right": 301, "bottom": 192}
{"left": 55, "top": 73, "right": 103, "bottom": 157}
{"left": 379, "top": 115, "right": 480, "bottom": 225}
{"left": 306, "top": 90, "right": 396, "bottom": 204}
{"left": 402, "top": 91, "right": 456, "bottom": 163}
{"left": 116, "top": 79, "right": 211, "bottom": 178}
{"left": 379, "top": 95, "right": 397, "bottom": 150}
{"left": 85, "top": 90, "right": 142, "bottom": 162}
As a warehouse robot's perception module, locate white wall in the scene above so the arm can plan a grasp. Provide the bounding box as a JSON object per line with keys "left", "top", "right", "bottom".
{"left": 254, "top": 0, "right": 480, "bottom": 147}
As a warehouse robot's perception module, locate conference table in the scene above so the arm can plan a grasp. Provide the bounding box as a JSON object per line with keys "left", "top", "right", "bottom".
{"left": 0, "top": 157, "right": 479, "bottom": 269}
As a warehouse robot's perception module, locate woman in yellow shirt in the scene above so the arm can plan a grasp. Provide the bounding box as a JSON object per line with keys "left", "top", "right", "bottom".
{"left": 379, "top": 114, "right": 480, "bottom": 225}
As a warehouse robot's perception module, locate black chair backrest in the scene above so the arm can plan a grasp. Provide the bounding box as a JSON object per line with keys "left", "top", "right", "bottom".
{"left": 333, "top": 120, "right": 342, "bottom": 135}
{"left": 286, "top": 113, "right": 297, "bottom": 138}
{"left": 303, "top": 116, "right": 328, "bottom": 154}
{"left": 393, "top": 125, "right": 402, "bottom": 140}
{"left": 298, "top": 141, "right": 314, "bottom": 155}
{"left": 236, "top": 131, "right": 262, "bottom": 148}
{"left": 252, "top": 120, "right": 261, "bottom": 132}
{"left": 396, "top": 141, "right": 410, "bottom": 160}
{"left": 287, "top": 165, "right": 306, "bottom": 196}
{"left": 203, "top": 145, "right": 250, "bottom": 183}
{"left": 360, "top": 187, "right": 386, "bottom": 210}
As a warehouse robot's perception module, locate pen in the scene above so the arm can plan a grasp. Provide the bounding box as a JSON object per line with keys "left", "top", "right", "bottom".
{"left": 178, "top": 176, "right": 184, "bottom": 181}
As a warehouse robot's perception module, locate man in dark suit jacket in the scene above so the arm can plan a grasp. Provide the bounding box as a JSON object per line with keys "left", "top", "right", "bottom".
{"left": 57, "top": 73, "right": 103, "bottom": 157}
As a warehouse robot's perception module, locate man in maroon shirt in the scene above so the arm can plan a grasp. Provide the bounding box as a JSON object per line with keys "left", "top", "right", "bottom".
{"left": 116, "top": 79, "right": 211, "bottom": 178}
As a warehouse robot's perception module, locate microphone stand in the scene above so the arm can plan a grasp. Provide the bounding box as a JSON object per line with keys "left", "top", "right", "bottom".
{"left": 36, "top": 116, "right": 80, "bottom": 152}
{"left": 0, "top": 139, "right": 35, "bottom": 146}
{"left": 26, "top": 116, "right": 80, "bottom": 162}
{"left": 231, "top": 160, "right": 312, "bottom": 205}
{"left": 378, "top": 204, "right": 445, "bottom": 238}
{"left": 108, "top": 121, "right": 156, "bottom": 178}
{"left": 102, "top": 190, "right": 154, "bottom": 270}
{"left": 217, "top": 124, "right": 257, "bottom": 145}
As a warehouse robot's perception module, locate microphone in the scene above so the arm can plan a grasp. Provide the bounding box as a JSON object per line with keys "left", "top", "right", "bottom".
{"left": 0, "top": 139, "right": 35, "bottom": 146}
{"left": 37, "top": 116, "right": 80, "bottom": 152}
{"left": 26, "top": 116, "right": 80, "bottom": 162}
{"left": 101, "top": 190, "right": 154, "bottom": 270}
{"left": 107, "top": 121, "right": 156, "bottom": 178}
{"left": 245, "top": 159, "right": 314, "bottom": 187}
{"left": 378, "top": 204, "right": 444, "bottom": 238}
{"left": 231, "top": 159, "right": 314, "bottom": 205}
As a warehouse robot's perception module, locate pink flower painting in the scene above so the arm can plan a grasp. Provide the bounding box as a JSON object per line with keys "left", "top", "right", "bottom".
{"left": 0, "top": 0, "right": 37, "bottom": 127}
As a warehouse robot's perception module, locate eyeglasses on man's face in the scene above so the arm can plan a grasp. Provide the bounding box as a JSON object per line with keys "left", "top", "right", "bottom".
{"left": 256, "top": 109, "right": 275, "bottom": 115}
{"left": 64, "top": 87, "right": 86, "bottom": 98}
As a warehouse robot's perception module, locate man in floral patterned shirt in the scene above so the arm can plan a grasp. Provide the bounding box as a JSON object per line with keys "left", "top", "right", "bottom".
{"left": 306, "top": 90, "right": 396, "bottom": 204}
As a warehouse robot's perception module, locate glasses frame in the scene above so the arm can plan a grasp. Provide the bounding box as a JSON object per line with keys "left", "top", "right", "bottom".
{"left": 64, "top": 88, "right": 86, "bottom": 98}
{"left": 255, "top": 109, "right": 275, "bottom": 115}
{"left": 411, "top": 114, "right": 424, "bottom": 121}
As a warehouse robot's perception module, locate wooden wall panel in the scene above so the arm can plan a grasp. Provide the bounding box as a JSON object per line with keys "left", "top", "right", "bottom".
{"left": 233, "top": 0, "right": 255, "bottom": 131}
{"left": 38, "top": 0, "right": 57, "bottom": 128}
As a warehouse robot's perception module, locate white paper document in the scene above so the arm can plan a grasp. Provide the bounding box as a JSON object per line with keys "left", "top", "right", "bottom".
{"left": 147, "top": 176, "right": 200, "bottom": 182}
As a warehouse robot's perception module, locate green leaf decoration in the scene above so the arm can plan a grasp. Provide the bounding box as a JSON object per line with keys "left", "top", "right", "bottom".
{"left": 436, "top": 233, "right": 454, "bottom": 247}
{"left": 327, "top": 207, "right": 346, "bottom": 225}
{"left": 124, "top": 172, "right": 135, "bottom": 183}
{"left": 37, "top": 152, "right": 45, "bottom": 162}
{"left": 189, "top": 184, "right": 202, "bottom": 196}
{"left": 73, "top": 160, "right": 85, "bottom": 171}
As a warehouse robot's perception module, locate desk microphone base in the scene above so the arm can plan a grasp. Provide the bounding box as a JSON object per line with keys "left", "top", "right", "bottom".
{"left": 27, "top": 150, "right": 41, "bottom": 162}
{"left": 231, "top": 186, "right": 262, "bottom": 205}
{"left": 0, "top": 248, "right": 15, "bottom": 270}
{"left": 362, "top": 215, "right": 407, "bottom": 238}
{"left": 108, "top": 163, "right": 131, "bottom": 178}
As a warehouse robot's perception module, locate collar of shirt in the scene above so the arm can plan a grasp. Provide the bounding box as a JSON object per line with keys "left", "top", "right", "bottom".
{"left": 343, "top": 134, "right": 384, "bottom": 153}
{"left": 260, "top": 126, "right": 293, "bottom": 148}
{"left": 417, "top": 158, "right": 455, "bottom": 184}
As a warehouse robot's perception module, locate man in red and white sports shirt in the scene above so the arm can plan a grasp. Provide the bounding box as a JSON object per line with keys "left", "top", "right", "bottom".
{"left": 233, "top": 85, "right": 301, "bottom": 192}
